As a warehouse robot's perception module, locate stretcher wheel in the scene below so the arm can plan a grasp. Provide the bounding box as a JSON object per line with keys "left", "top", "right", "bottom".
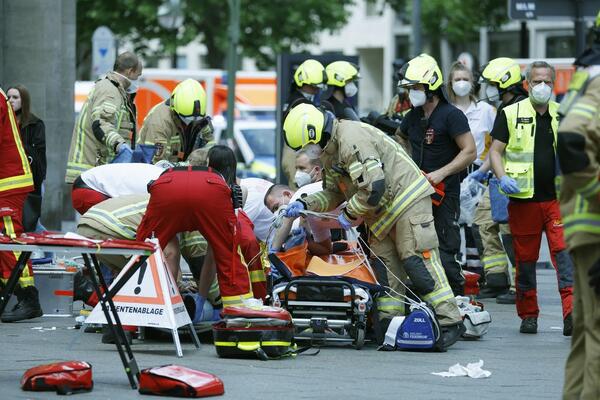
{"left": 354, "top": 328, "right": 365, "bottom": 350}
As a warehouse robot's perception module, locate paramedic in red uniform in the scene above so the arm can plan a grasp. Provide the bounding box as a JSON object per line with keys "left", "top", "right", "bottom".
{"left": 137, "top": 148, "right": 253, "bottom": 309}
{"left": 0, "top": 87, "right": 43, "bottom": 322}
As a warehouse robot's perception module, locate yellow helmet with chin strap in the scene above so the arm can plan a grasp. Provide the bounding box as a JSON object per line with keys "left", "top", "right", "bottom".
{"left": 170, "top": 79, "right": 207, "bottom": 117}
{"left": 283, "top": 103, "right": 325, "bottom": 150}
{"left": 326, "top": 61, "right": 360, "bottom": 87}
{"left": 398, "top": 53, "right": 443, "bottom": 91}
{"left": 479, "top": 57, "right": 522, "bottom": 89}
{"left": 293, "top": 59, "right": 327, "bottom": 88}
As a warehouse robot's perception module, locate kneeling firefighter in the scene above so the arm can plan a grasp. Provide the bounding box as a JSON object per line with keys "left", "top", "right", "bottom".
{"left": 282, "top": 103, "right": 465, "bottom": 348}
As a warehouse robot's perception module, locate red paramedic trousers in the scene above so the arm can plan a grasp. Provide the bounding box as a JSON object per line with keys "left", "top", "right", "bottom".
{"left": 508, "top": 199, "right": 573, "bottom": 319}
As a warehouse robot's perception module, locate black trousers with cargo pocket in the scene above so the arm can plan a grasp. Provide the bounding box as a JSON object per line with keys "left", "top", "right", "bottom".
{"left": 432, "top": 195, "right": 464, "bottom": 295}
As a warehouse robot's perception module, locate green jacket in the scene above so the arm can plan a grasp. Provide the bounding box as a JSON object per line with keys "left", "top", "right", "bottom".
{"left": 303, "top": 120, "right": 434, "bottom": 240}
{"left": 65, "top": 72, "right": 136, "bottom": 183}
{"left": 137, "top": 102, "right": 214, "bottom": 163}
{"left": 558, "top": 75, "right": 600, "bottom": 251}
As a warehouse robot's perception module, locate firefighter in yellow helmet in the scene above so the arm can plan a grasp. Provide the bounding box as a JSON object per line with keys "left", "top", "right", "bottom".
{"left": 396, "top": 54, "right": 476, "bottom": 296}
{"left": 282, "top": 59, "right": 327, "bottom": 189}
{"left": 137, "top": 78, "right": 214, "bottom": 164}
{"left": 468, "top": 57, "right": 529, "bottom": 304}
{"left": 322, "top": 61, "right": 360, "bottom": 121}
{"left": 559, "top": 10, "right": 600, "bottom": 398}
{"left": 282, "top": 103, "right": 465, "bottom": 349}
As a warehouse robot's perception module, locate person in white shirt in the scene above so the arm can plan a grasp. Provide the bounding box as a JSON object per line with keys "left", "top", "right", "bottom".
{"left": 240, "top": 177, "right": 275, "bottom": 242}
{"left": 71, "top": 163, "right": 165, "bottom": 214}
{"left": 447, "top": 61, "right": 496, "bottom": 169}
{"left": 265, "top": 182, "right": 353, "bottom": 255}
{"left": 447, "top": 61, "right": 497, "bottom": 274}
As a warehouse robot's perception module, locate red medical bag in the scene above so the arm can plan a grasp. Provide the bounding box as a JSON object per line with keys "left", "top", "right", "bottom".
{"left": 138, "top": 364, "right": 224, "bottom": 397}
{"left": 21, "top": 361, "right": 93, "bottom": 394}
{"left": 212, "top": 306, "right": 295, "bottom": 360}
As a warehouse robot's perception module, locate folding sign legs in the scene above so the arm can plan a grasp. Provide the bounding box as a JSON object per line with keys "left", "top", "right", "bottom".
{"left": 82, "top": 253, "right": 145, "bottom": 389}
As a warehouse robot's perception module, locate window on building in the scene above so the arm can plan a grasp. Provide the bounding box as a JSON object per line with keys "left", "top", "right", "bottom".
{"left": 489, "top": 31, "right": 521, "bottom": 60}
{"left": 546, "top": 34, "right": 575, "bottom": 58}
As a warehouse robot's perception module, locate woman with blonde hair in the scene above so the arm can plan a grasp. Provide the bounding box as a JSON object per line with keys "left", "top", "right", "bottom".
{"left": 447, "top": 61, "right": 496, "bottom": 170}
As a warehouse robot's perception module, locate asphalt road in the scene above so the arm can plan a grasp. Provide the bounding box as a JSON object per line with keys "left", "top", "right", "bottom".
{"left": 0, "top": 265, "right": 570, "bottom": 400}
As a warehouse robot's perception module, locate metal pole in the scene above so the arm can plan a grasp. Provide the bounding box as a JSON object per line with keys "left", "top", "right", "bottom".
{"left": 519, "top": 21, "right": 529, "bottom": 58}
{"left": 574, "top": 0, "right": 586, "bottom": 55}
{"left": 412, "top": 0, "right": 422, "bottom": 56}
{"left": 225, "top": 0, "right": 240, "bottom": 141}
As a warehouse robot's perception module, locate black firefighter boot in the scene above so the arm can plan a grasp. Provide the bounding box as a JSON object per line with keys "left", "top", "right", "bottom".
{"left": 1, "top": 285, "right": 43, "bottom": 322}
{"left": 478, "top": 273, "right": 510, "bottom": 299}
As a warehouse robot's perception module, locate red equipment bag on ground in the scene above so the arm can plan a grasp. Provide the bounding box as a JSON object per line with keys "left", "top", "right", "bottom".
{"left": 20, "top": 361, "right": 93, "bottom": 394}
{"left": 138, "top": 365, "right": 224, "bottom": 398}
{"left": 212, "top": 306, "right": 295, "bottom": 360}
{"left": 464, "top": 270, "right": 481, "bottom": 296}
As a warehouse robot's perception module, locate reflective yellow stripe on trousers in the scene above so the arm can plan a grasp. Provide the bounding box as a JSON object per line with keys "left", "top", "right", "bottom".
{"left": 1, "top": 216, "right": 34, "bottom": 287}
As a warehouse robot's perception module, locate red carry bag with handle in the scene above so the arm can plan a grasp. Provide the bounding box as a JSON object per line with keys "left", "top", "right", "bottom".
{"left": 138, "top": 365, "right": 224, "bottom": 397}
{"left": 21, "top": 361, "right": 93, "bottom": 394}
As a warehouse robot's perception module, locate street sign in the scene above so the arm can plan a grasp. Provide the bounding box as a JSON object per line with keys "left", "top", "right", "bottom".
{"left": 91, "top": 26, "right": 116, "bottom": 80}
{"left": 508, "top": 0, "right": 598, "bottom": 21}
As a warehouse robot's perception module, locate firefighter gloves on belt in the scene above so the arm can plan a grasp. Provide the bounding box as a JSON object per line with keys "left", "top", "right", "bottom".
{"left": 284, "top": 201, "right": 305, "bottom": 218}
{"left": 499, "top": 175, "right": 520, "bottom": 194}
{"left": 588, "top": 258, "right": 600, "bottom": 296}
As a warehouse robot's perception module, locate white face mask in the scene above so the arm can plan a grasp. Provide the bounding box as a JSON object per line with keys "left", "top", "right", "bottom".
{"left": 294, "top": 170, "right": 312, "bottom": 187}
{"left": 452, "top": 80, "right": 472, "bottom": 97}
{"left": 409, "top": 89, "right": 427, "bottom": 107}
{"left": 127, "top": 78, "right": 139, "bottom": 94}
{"left": 530, "top": 82, "right": 552, "bottom": 105}
{"left": 301, "top": 91, "right": 315, "bottom": 102}
{"left": 344, "top": 81, "right": 358, "bottom": 98}
{"left": 485, "top": 85, "right": 500, "bottom": 102}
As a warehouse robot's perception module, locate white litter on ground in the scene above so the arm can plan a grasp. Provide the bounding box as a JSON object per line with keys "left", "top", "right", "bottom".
{"left": 432, "top": 360, "right": 491, "bottom": 379}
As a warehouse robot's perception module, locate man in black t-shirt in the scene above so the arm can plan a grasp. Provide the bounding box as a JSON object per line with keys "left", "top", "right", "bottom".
{"left": 397, "top": 54, "right": 476, "bottom": 295}
{"left": 489, "top": 61, "right": 573, "bottom": 336}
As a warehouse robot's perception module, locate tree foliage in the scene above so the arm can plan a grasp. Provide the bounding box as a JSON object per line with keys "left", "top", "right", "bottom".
{"left": 77, "top": 0, "right": 353, "bottom": 77}
{"left": 386, "top": 0, "right": 508, "bottom": 48}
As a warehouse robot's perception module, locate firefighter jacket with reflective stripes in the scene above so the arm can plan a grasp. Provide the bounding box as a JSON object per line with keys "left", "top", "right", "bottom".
{"left": 0, "top": 88, "right": 33, "bottom": 197}
{"left": 65, "top": 72, "right": 137, "bottom": 183}
{"left": 77, "top": 193, "right": 206, "bottom": 259}
{"left": 558, "top": 74, "right": 600, "bottom": 252}
{"left": 303, "top": 120, "right": 434, "bottom": 240}
{"left": 137, "top": 102, "right": 214, "bottom": 164}
{"left": 502, "top": 98, "right": 559, "bottom": 199}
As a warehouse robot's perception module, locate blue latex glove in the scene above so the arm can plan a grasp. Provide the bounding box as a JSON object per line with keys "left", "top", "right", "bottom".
{"left": 468, "top": 169, "right": 488, "bottom": 183}
{"left": 284, "top": 201, "right": 305, "bottom": 218}
{"left": 337, "top": 212, "right": 353, "bottom": 230}
{"left": 112, "top": 143, "right": 133, "bottom": 163}
{"left": 499, "top": 175, "right": 521, "bottom": 194}
{"left": 189, "top": 293, "right": 206, "bottom": 324}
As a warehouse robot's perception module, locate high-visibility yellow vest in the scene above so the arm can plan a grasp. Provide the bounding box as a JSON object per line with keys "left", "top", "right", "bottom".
{"left": 502, "top": 98, "right": 559, "bottom": 199}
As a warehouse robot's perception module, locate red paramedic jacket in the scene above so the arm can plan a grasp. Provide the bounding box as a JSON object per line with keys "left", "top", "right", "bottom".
{"left": 0, "top": 88, "right": 33, "bottom": 198}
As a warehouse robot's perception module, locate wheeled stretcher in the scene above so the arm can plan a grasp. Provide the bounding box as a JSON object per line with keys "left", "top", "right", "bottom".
{"left": 269, "top": 241, "right": 382, "bottom": 349}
